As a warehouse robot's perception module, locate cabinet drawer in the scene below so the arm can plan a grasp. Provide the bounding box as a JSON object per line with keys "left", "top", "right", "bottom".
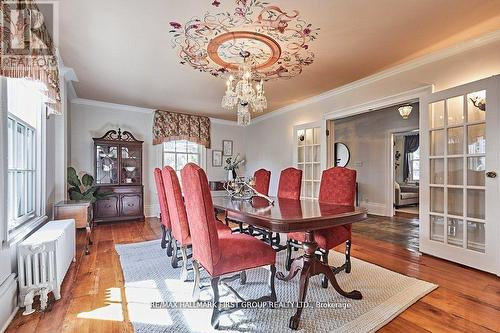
{"left": 120, "top": 194, "right": 142, "bottom": 217}
{"left": 95, "top": 195, "right": 119, "bottom": 218}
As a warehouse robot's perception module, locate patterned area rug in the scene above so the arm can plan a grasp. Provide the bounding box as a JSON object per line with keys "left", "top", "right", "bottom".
{"left": 115, "top": 240, "right": 437, "bottom": 333}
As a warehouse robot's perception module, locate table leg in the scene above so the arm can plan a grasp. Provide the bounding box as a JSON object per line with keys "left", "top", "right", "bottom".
{"left": 278, "top": 231, "right": 363, "bottom": 330}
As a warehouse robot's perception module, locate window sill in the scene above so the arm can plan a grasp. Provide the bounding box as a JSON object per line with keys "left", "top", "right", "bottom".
{"left": 6, "top": 215, "right": 48, "bottom": 247}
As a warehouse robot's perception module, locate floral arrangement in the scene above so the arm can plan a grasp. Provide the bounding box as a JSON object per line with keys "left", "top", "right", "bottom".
{"left": 224, "top": 153, "right": 245, "bottom": 171}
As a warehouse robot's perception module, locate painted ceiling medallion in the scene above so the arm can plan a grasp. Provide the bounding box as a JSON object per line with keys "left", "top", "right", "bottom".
{"left": 168, "top": 0, "right": 320, "bottom": 80}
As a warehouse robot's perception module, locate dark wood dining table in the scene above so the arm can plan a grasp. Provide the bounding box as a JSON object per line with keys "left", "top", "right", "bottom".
{"left": 211, "top": 195, "right": 368, "bottom": 330}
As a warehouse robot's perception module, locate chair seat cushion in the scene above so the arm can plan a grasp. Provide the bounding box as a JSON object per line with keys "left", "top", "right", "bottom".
{"left": 401, "top": 192, "right": 419, "bottom": 199}
{"left": 212, "top": 233, "right": 276, "bottom": 276}
{"left": 216, "top": 221, "right": 232, "bottom": 234}
{"left": 288, "top": 224, "right": 351, "bottom": 250}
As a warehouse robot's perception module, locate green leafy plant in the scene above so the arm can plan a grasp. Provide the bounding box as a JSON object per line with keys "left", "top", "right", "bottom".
{"left": 67, "top": 167, "right": 110, "bottom": 203}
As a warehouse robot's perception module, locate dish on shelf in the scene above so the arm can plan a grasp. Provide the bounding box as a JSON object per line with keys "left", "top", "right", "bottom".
{"left": 124, "top": 166, "right": 136, "bottom": 172}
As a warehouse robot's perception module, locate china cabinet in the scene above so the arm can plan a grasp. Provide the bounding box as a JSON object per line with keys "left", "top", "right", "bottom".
{"left": 93, "top": 129, "right": 144, "bottom": 223}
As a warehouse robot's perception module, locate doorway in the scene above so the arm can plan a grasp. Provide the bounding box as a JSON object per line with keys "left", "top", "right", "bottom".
{"left": 392, "top": 130, "right": 420, "bottom": 217}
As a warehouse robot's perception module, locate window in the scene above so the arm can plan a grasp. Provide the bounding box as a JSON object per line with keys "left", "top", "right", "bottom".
{"left": 163, "top": 140, "right": 203, "bottom": 177}
{"left": 408, "top": 147, "right": 420, "bottom": 182}
{"left": 6, "top": 78, "right": 44, "bottom": 231}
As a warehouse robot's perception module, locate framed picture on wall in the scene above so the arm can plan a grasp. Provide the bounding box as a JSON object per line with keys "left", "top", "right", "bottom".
{"left": 212, "top": 150, "right": 223, "bottom": 167}
{"left": 222, "top": 140, "right": 233, "bottom": 156}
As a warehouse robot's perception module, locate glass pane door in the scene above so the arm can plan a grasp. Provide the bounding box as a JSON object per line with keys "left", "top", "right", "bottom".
{"left": 121, "top": 145, "right": 142, "bottom": 184}
{"left": 421, "top": 76, "right": 499, "bottom": 274}
{"left": 96, "top": 145, "right": 119, "bottom": 184}
{"left": 296, "top": 125, "right": 321, "bottom": 199}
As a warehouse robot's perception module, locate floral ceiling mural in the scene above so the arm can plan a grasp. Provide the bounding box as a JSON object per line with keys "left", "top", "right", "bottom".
{"left": 168, "top": 0, "right": 320, "bottom": 80}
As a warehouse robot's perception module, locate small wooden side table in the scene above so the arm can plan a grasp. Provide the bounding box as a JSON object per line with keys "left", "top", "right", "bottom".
{"left": 54, "top": 200, "right": 93, "bottom": 255}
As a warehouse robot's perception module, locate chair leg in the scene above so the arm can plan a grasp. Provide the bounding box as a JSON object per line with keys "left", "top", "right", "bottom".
{"left": 238, "top": 222, "right": 244, "bottom": 233}
{"left": 210, "top": 277, "right": 221, "bottom": 329}
{"left": 180, "top": 246, "right": 189, "bottom": 281}
{"left": 171, "top": 239, "right": 179, "bottom": 268}
{"left": 321, "top": 250, "right": 329, "bottom": 288}
{"left": 192, "top": 260, "right": 201, "bottom": 301}
{"left": 268, "top": 264, "right": 277, "bottom": 303}
{"left": 240, "top": 270, "right": 247, "bottom": 285}
{"left": 275, "top": 233, "right": 281, "bottom": 247}
{"left": 160, "top": 224, "right": 167, "bottom": 249}
{"left": 345, "top": 240, "right": 352, "bottom": 274}
{"left": 166, "top": 230, "right": 173, "bottom": 257}
{"left": 285, "top": 239, "right": 293, "bottom": 271}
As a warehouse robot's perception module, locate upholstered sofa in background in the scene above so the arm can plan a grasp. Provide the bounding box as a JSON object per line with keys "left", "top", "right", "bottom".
{"left": 394, "top": 182, "right": 419, "bottom": 208}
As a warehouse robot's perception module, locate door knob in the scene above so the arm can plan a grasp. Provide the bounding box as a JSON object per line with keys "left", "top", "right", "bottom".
{"left": 486, "top": 171, "right": 497, "bottom": 178}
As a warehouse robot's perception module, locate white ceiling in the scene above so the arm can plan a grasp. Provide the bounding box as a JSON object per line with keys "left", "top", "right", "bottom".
{"left": 59, "top": 0, "right": 500, "bottom": 119}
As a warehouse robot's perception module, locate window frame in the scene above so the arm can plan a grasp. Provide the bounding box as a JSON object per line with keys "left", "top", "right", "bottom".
{"left": 4, "top": 78, "right": 47, "bottom": 237}
{"left": 408, "top": 147, "right": 420, "bottom": 182}
{"left": 162, "top": 140, "right": 206, "bottom": 176}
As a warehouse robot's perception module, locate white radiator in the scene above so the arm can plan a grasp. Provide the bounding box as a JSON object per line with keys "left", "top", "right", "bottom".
{"left": 17, "top": 219, "right": 75, "bottom": 315}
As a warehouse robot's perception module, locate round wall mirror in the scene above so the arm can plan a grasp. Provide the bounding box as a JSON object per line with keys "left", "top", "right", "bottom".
{"left": 334, "top": 142, "right": 350, "bottom": 167}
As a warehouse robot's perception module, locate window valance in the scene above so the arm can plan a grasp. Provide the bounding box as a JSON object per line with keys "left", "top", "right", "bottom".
{"left": 153, "top": 110, "right": 211, "bottom": 148}
{"left": 0, "top": 0, "right": 61, "bottom": 115}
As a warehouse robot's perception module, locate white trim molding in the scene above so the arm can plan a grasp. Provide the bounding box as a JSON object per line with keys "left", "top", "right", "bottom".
{"left": 360, "top": 202, "right": 388, "bottom": 216}
{"left": 70, "top": 98, "right": 155, "bottom": 114}
{"left": 324, "top": 86, "right": 432, "bottom": 120}
{"left": 70, "top": 98, "right": 240, "bottom": 126}
{"left": 251, "top": 30, "right": 500, "bottom": 125}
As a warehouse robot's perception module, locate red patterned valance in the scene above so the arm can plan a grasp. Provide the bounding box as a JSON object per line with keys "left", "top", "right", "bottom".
{"left": 0, "top": 0, "right": 61, "bottom": 115}
{"left": 153, "top": 110, "right": 211, "bottom": 148}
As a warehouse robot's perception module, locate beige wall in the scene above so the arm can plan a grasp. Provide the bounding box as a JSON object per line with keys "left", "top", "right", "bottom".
{"left": 69, "top": 102, "right": 245, "bottom": 216}
{"left": 333, "top": 104, "right": 419, "bottom": 206}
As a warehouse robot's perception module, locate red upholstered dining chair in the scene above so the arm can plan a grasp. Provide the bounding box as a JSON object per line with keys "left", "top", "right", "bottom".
{"left": 162, "top": 166, "right": 231, "bottom": 281}
{"left": 286, "top": 166, "right": 356, "bottom": 288}
{"left": 153, "top": 168, "right": 173, "bottom": 257}
{"left": 181, "top": 163, "right": 277, "bottom": 329}
{"left": 253, "top": 168, "right": 271, "bottom": 195}
{"left": 277, "top": 167, "right": 302, "bottom": 200}
{"left": 228, "top": 168, "right": 272, "bottom": 233}
{"left": 259, "top": 167, "right": 302, "bottom": 247}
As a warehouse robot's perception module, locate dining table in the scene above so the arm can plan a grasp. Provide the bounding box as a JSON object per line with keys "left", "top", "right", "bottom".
{"left": 211, "top": 195, "right": 368, "bottom": 330}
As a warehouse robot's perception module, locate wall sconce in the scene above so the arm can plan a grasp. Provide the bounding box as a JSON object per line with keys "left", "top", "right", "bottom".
{"left": 398, "top": 105, "right": 413, "bottom": 120}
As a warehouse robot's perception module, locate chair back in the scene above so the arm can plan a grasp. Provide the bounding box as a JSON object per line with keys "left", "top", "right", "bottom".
{"left": 319, "top": 167, "right": 356, "bottom": 206}
{"left": 277, "top": 167, "right": 302, "bottom": 200}
{"left": 153, "top": 168, "right": 171, "bottom": 229}
{"left": 181, "top": 163, "right": 221, "bottom": 275}
{"left": 253, "top": 169, "right": 271, "bottom": 195}
{"left": 162, "top": 166, "right": 190, "bottom": 246}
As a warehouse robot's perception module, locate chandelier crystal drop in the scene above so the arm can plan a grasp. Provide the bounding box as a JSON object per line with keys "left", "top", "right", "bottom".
{"left": 221, "top": 52, "right": 267, "bottom": 126}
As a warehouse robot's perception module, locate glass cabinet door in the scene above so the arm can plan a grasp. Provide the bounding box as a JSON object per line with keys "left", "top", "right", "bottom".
{"left": 96, "top": 145, "right": 119, "bottom": 184}
{"left": 121, "top": 145, "right": 142, "bottom": 184}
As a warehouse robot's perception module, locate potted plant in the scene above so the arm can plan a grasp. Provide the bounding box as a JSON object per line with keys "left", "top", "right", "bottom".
{"left": 224, "top": 154, "right": 245, "bottom": 181}
{"left": 67, "top": 167, "right": 110, "bottom": 203}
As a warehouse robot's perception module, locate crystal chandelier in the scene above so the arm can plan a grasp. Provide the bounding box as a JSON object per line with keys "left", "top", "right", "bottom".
{"left": 221, "top": 51, "right": 267, "bottom": 126}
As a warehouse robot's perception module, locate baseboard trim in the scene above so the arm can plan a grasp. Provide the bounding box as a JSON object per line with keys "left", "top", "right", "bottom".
{"left": 144, "top": 204, "right": 159, "bottom": 218}
{"left": 0, "top": 274, "right": 18, "bottom": 333}
{"left": 360, "top": 202, "right": 389, "bottom": 216}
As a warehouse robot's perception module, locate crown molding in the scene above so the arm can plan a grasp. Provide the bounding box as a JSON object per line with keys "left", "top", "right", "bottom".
{"left": 210, "top": 118, "right": 239, "bottom": 126}
{"left": 70, "top": 98, "right": 155, "bottom": 114}
{"left": 251, "top": 29, "right": 500, "bottom": 125}
{"left": 71, "top": 97, "right": 240, "bottom": 125}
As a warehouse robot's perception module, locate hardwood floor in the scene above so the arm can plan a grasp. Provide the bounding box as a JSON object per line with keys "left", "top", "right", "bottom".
{"left": 6, "top": 216, "right": 500, "bottom": 333}
{"left": 352, "top": 213, "right": 419, "bottom": 251}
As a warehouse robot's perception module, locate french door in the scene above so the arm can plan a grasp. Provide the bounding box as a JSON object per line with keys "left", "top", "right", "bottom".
{"left": 420, "top": 75, "right": 500, "bottom": 275}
